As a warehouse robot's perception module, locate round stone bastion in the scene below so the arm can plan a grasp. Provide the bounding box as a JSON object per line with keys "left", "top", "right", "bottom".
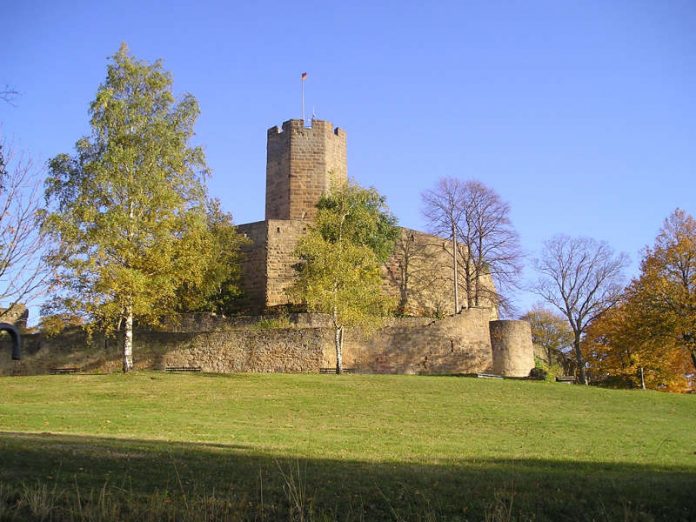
{"left": 489, "top": 320, "right": 535, "bottom": 377}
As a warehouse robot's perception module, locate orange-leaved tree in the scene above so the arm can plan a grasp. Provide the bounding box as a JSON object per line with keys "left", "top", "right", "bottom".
{"left": 583, "top": 209, "right": 695, "bottom": 392}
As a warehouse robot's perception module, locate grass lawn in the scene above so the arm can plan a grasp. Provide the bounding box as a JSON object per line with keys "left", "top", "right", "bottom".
{"left": 0, "top": 372, "right": 695, "bottom": 520}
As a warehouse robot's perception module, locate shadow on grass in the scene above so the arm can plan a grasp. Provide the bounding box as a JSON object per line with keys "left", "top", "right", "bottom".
{"left": 0, "top": 431, "right": 694, "bottom": 520}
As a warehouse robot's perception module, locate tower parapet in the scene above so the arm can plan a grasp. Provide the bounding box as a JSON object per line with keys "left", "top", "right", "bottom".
{"left": 265, "top": 119, "right": 347, "bottom": 221}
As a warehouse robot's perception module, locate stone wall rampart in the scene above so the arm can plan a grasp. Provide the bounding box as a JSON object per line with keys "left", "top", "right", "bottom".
{"left": 335, "top": 308, "right": 493, "bottom": 374}
{"left": 0, "top": 311, "right": 497, "bottom": 377}
{"left": 236, "top": 221, "right": 268, "bottom": 313}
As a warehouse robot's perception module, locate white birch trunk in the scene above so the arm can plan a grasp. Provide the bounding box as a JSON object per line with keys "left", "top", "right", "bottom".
{"left": 123, "top": 308, "right": 133, "bottom": 373}
{"left": 452, "top": 222, "right": 459, "bottom": 315}
{"left": 335, "top": 325, "right": 343, "bottom": 374}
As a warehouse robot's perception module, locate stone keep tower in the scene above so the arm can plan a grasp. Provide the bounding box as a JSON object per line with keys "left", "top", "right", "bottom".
{"left": 236, "top": 119, "right": 348, "bottom": 312}
{"left": 237, "top": 117, "right": 497, "bottom": 316}
{"left": 265, "top": 119, "right": 347, "bottom": 221}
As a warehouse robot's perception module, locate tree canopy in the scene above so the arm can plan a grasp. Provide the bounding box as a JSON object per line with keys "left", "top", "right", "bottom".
{"left": 291, "top": 181, "right": 398, "bottom": 373}
{"left": 44, "top": 44, "right": 217, "bottom": 371}
{"left": 521, "top": 306, "right": 574, "bottom": 372}
{"left": 583, "top": 209, "right": 695, "bottom": 391}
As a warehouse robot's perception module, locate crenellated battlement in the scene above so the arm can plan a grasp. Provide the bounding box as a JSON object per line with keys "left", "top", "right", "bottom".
{"left": 268, "top": 119, "right": 345, "bottom": 138}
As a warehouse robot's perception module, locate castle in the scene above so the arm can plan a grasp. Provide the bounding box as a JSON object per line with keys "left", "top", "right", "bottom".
{"left": 235, "top": 118, "right": 495, "bottom": 318}
{"left": 0, "top": 118, "right": 536, "bottom": 378}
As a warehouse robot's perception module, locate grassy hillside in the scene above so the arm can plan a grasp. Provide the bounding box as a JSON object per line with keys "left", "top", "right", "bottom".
{"left": 1, "top": 373, "right": 694, "bottom": 520}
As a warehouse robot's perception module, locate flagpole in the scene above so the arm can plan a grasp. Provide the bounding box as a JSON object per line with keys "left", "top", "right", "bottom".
{"left": 301, "top": 72, "right": 308, "bottom": 123}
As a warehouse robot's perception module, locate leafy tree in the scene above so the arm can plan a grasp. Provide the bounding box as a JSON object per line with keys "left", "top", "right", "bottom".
{"left": 521, "top": 306, "right": 574, "bottom": 372}
{"left": 583, "top": 300, "right": 691, "bottom": 392}
{"left": 422, "top": 178, "right": 522, "bottom": 316}
{"left": 532, "top": 235, "right": 628, "bottom": 384}
{"left": 44, "top": 44, "right": 212, "bottom": 372}
{"left": 583, "top": 209, "right": 695, "bottom": 391}
{"left": 291, "top": 181, "right": 398, "bottom": 373}
{"left": 176, "top": 198, "right": 248, "bottom": 316}
{"left": 640, "top": 209, "right": 696, "bottom": 374}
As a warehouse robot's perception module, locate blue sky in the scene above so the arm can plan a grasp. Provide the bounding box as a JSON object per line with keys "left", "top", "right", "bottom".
{"left": 2, "top": 0, "right": 695, "bottom": 316}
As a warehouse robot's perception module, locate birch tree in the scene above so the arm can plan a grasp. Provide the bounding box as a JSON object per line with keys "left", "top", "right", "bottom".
{"left": 44, "top": 44, "right": 211, "bottom": 372}
{"left": 532, "top": 235, "right": 628, "bottom": 384}
{"left": 291, "top": 182, "right": 397, "bottom": 373}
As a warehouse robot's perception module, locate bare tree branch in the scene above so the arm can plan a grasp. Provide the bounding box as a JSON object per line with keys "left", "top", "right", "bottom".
{"left": 0, "top": 137, "right": 52, "bottom": 324}
{"left": 532, "top": 235, "right": 628, "bottom": 384}
{"left": 0, "top": 85, "right": 20, "bottom": 106}
{"left": 422, "top": 178, "right": 523, "bottom": 316}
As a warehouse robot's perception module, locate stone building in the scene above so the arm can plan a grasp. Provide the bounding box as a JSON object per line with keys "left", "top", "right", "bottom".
{"left": 1, "top": 118, "right": 536, "bottom": 377}
{"left": 235, "top": 118, "right": 496, "bottom": 320}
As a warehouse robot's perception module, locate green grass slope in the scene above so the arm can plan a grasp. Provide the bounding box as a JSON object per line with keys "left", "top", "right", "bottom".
{"left": 1, "top": 373, "right": 694, "bottom": 520}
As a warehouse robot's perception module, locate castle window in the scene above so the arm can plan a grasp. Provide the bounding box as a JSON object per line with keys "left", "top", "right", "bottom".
{"left": 276, "top": 227, "right": 281, "bottom": 233}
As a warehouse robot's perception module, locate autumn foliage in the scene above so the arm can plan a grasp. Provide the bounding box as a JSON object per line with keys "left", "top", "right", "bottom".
{"left": 583, "top": 209, "right": 695, "bottom": 392}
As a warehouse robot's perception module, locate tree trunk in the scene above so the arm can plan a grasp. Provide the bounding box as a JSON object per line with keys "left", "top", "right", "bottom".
{"left": 398, "top": 257, "right": 408, "bottom": 315}
{"left": 452, "top": 223, "right": 459, "bottom": 314}
{"left": 691, "top": 349, "right": 696, "bottom": 373}
{"left": 123, "top": 307, "right": 133, "bottom": 373}
{"left": 335, "top": 325, "right": 343, "bottom": 374}
{"left": 573, "top": 334, "right": 587, "bottom": 385}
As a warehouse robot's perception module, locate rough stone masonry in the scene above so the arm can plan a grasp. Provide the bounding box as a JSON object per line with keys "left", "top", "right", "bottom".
{"left": 0, "top": 117, "right": 534, "bottom": 377}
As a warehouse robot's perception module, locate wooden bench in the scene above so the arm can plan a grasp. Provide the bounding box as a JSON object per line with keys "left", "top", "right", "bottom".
{"left": 50, "top": 367, "right": 80, "bottom": 374}
{"left": 556, "top": 375, "right": 576, "bottom": 384}
{"left": 476, "top": 372, "right": 504, "bottom": 379}
{"left": 164, "top": 366, "right": 202, "bottom": 372}
{"left": 319, "top": 367, "right": 355, "bottom": 374}
{"left": 459, "top": 372, "right": 504, "bottom": 379}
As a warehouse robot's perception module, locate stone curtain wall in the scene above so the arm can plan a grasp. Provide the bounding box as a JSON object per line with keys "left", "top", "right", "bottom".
{"left": 265, "top": 119, "right": 347, "bottom": 222}
{"left": 236, "top": 221, "right": 268, "bottom": 313}
{"left": 384, "top": 228, "right": 456, "bottom": 317}
{"left": 385, "top": 228, "right": 500, "bottom": 320}
{"left": 0, "top": 311, "right": 496, "bottom": 376}
{"left": 265, "top": 220, "right": 309, "bottom": 307}
{"left": 236, "top": 219, "right": 310, "bottom": 313}
{"left": 236, "top": 221, "right": 503, "bottom": 316}
{"left": 337, "top": 308, "right": 493, "bottom": 374}
{"left": 0, "top": 327, "right": 326, "bottom": 375}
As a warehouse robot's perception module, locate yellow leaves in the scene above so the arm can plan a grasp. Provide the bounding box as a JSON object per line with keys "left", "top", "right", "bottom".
{"left": 584, "top": 209, "right": 696, "bottom": 392}
{"left": 44, "top": 45, "right": 213, "bottom": 333}
{"left": 291, "top": 182, "right": 397, "bottom": 328}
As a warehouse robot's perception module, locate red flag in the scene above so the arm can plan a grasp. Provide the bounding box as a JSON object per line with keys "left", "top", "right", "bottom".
{"left": 301, "top": 72, "right": 308, "bottom": 80}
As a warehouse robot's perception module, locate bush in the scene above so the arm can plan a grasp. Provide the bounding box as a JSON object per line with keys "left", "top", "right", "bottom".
{"left": 531, "top": 357, "right": 566, "bottom": 382}
{"left": 529, "top": 367, "right": 548, "bottom": 380}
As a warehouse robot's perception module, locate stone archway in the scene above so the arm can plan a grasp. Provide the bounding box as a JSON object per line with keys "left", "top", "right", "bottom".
{"left": 0, "top": 323, "right": 21, "bottom": 360}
